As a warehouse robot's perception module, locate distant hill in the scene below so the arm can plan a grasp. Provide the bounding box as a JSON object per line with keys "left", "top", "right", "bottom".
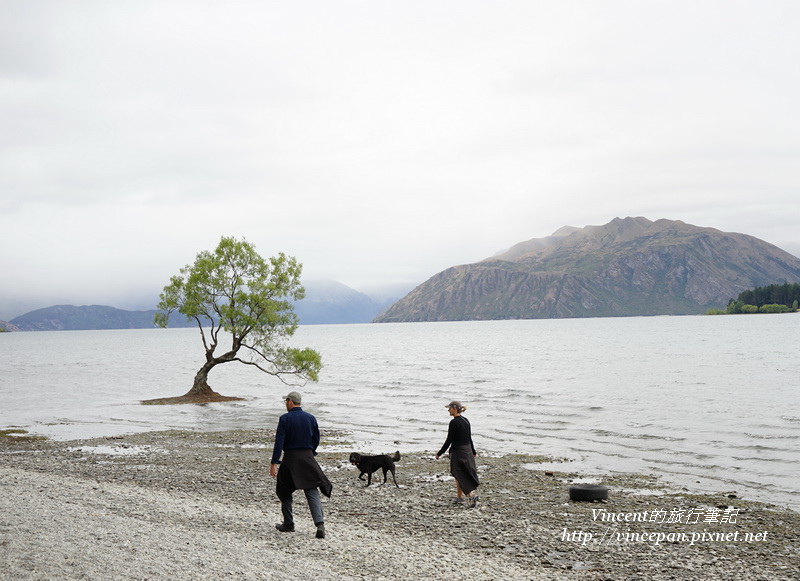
{"left": 4, "top": 280, "right": 403, "bottom": 331}
{"left": 9, "top": 305, "right": 194, "bottom": 331}
{"left": 292, "top": 279, "right": 390, "bottom": 324}
{"left": 0, "top": 320, "right": 21, "bottom": 332}
{"left": 374, "top": 217, "right": 800, "bottom": 322}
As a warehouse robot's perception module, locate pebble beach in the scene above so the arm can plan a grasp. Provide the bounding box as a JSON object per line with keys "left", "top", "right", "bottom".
{"left": 2, "top": 428, "right": 798, "bottom": 580}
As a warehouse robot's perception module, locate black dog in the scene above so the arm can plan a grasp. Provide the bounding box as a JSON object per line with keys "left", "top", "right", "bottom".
{"left": 349, "top": 451, "right": 401, "bottom": 487}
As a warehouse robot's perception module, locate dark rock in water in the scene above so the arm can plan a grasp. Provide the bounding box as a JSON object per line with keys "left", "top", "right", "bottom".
{"left": 569, "top": 484, "right": 609, "bottom": 502}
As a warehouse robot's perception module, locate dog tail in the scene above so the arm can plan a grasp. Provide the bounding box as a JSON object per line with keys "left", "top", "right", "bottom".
{"left": 392, "top": 450, "right": 401, "bottom": 461}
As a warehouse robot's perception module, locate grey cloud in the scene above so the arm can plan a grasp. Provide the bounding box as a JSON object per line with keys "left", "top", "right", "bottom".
{"left": 1, "top": 1, "right": 799, "bottom": 320}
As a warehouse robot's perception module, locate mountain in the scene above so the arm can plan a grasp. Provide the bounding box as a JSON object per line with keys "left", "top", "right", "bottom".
{"left": 9, "top": 305, "right": 195, "bottom": 331}
{"left": 374, "top": 217, "right": 800, "bottom": 322}
{"left": 0, "top": 320, "right": 21, "bottom": 332}
{"left": 4, "top": 280, "right": 401, "bottom": 331}
{"left": 293, "top": 279, "right": 390, "bottom": 324}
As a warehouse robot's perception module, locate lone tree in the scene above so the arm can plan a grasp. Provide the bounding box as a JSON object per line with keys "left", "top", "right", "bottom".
{"left": 144, "top": 236, "right": 322, "bottom": 405}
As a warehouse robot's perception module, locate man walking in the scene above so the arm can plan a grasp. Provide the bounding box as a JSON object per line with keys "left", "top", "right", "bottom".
{"left": 270, "top": 391, "right": 332, "bottom": 539}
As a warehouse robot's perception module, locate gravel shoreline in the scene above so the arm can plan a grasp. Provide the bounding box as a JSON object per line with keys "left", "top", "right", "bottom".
{"left": 2, "top": 429, "right": 798, "bottom": 580}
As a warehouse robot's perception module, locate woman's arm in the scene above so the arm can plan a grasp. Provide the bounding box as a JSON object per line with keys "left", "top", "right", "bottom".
{"left": 436, "top": 420, "right": 455, "bottom": 457}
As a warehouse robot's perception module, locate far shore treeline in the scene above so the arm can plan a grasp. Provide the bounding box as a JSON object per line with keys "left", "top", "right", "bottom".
{"left": 707, "top": 282, "right": 800, "bottom": 315}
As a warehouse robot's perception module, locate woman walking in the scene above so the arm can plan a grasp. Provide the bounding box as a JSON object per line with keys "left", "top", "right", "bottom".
{"left": 436, "top": 400, "right": 479, "bottom": 507}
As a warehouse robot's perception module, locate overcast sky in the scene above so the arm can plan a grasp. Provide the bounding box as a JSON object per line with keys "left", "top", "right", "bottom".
{"left": 1, "top": 1, "right": 799, "bottom": 320}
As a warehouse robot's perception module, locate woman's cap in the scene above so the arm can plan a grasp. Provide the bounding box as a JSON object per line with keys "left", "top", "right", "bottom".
{"left": 446, "top": 400, "right": 463, "bottom": 410}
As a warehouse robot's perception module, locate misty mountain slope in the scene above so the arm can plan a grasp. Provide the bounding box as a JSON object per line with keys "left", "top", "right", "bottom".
{"left": 292, "top": 280, "right": 384, "bottom": 324}
{"left": 374, "top": 217, "right": 800, "bottom": 322}
{"left": 9, "top": 305, "right": 194, "bottom": 331}
{"left": 7, "top": 280, "right": 394, "bottom": 330}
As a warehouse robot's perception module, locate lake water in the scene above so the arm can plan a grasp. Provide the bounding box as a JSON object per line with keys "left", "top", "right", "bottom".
{"left": 1, "top": 315, "right": 798, "bottom": 510}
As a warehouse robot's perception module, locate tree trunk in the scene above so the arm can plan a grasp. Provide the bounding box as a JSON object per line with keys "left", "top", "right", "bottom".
{"left": 183, "top": 362, "right": 219, "bottom": 397}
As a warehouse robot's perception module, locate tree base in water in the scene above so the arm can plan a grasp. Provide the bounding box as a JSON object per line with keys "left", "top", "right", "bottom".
{"left": 141, "top": 392, "right": 245, "bottom": 405}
